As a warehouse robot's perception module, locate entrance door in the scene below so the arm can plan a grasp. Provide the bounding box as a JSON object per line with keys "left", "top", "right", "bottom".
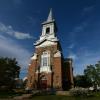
{"left": 40, "top": 77, "right": 47, "bottom": 89}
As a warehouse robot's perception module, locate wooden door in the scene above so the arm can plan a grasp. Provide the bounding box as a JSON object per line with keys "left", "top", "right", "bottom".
{"left": 41, "top": 79, "right": 47, "bottom": 89}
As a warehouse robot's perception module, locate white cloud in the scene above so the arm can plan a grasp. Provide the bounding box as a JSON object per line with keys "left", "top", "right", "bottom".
{"left": 69, "top": 55, "right": 77, "bottom": 60}
{"left": 81, "top": 5, "right": 95, "bottom": 16}
{"left": 83, "top": 6, "right": 94, "bottom": 12}
{"left": 68, "top": 44, "right": 75, "bottom": 49}
{"left": 0, "top": 22, "right": 33, "bottom": 39}
{"left": 68, "top": 53, "right": 77, "bottom": 60}
{"left": 14, "top": 32, "right": 33, "bottom": 39}
{"left": 0, "top": 35, "right": 6, "bottom": 40}
{"left": 74, "top": 47, "right": 100, "bottom": 75}
{"left": 73, "top": 22, "right": 87, "bottom": 33}
{"left": 0, "top": 34, "right": 32, "bottom": 74}
{"left": 68, "top": 22, "right": 88, "bottom": 47}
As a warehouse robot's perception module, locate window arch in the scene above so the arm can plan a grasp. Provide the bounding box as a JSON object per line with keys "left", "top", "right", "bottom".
{"left": 46, "top": 27, "right": 50, "bottom": 34}
{"left": 41, "top": 51, "right": 50, "bottom": 67}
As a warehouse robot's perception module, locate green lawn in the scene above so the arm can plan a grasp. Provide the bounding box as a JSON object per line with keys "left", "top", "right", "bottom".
{"left": 31, "top": 95, "right": 100, "bottom": 100}
{"left": 0, "top": 91, "right": 100, "bottom": 100}
{"left": 0, "top": 91, "right": 22, "bottom": 99}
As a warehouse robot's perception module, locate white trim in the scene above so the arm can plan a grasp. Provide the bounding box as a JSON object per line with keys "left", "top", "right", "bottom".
{"left": 31, "top": 53, "right": 37, "bottom": 60}
{"left": 40, "top": 51, "right": 51, "bottom": 73}
{"left": 54, "top": 50, "right": 61, "bottom": 57}
{"left": 35, "top": 69, "right": 52, "bottom": 73}
{"left": 28, "top": 64, "right": 31, "bottom": 66}
{"left": 36, "top": 41, "right": 57, "bottom": 48}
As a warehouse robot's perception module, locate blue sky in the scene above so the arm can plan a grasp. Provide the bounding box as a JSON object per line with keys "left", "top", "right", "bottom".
{"left": 0, "top": 0, "right": 100, "bottom": 78}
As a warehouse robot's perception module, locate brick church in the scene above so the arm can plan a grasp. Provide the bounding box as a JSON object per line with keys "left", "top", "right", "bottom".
{"left": 27, "top": 9, "right": 74, "bottom": 90}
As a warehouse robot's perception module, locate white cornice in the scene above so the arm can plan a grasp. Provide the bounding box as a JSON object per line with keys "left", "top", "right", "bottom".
{"left": 54, "top": 50, "right": 61, "bottom": 57}
{"left": 34, "top": 36, "right": 58, "bottom": 46}
{"left": 36, "top": 41, "right": 57, "bottom": 48}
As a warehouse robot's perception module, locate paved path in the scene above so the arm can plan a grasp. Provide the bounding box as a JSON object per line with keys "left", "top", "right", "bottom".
{"left": 13, "top": 94, "right": 32, "bottom": 100}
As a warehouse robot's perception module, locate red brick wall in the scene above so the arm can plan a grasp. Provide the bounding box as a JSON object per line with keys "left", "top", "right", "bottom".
{"left": 27, "top": 42, "right": 65, "bottom": 90}
{"left": 53, "top": 57, "right": 62, "bottom": 90}
{"left": 65, "top": 59, "right": 74, "bottom": 88}
{"left": 27, "top": 59, "right": 37, "bottom": 89}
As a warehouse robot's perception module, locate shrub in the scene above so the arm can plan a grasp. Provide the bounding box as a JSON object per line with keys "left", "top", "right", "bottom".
{"left": 69, "top": 87, "right": 92, "bottom": 97}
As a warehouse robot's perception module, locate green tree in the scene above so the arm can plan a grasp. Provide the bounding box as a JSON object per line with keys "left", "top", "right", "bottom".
{"left": 84, "top": 62, "right": 100, "bottom": 89}
{"left": 0, "top": 57, "right": 20, "bottom": 90}
{"left": 95, "top": 61, "right": 100, "bottom": 85}
{"left": 74, "top": 75, "right": 92, "bottom": 88}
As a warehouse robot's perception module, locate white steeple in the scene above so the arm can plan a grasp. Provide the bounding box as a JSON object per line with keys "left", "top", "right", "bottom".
{"left": 41, "top": 9, "right": 57, "bottom": 36}
{"left": 47, "top": 8, "right": 53, "bottom": 22}
{"left": 34, "top": 9, "right": 58, "bottom": 46}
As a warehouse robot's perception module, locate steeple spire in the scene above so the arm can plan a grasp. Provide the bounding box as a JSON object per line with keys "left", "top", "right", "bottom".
{"left": 47, "top": 8, "right": 53, "bottom": 22}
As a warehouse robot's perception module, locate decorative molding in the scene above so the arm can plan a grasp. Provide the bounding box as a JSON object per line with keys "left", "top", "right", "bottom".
{"left": 35, "top": 68, "right": 52, "bottom": 73}
{"left": 31, "top": 53, "right": 37, "bottom": 60}
{"left": 36, "top": 41, "right": 57, "bottom": 48}
{"left": 28, "top": 64, "right": 31, "bottom": 66}
{"left": 54, "top": 50, "right": 61, "bottom": 57}
{"left": 34, "top": 36, "right": 58, "bottom": 46}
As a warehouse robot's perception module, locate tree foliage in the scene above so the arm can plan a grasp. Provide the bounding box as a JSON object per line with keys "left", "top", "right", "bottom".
{"left": 74, "top": 75, "right": 92, "bottom": 88}
{"left": 84, "top": 61, "right": 100, "bottom": 88}
{"left": 0, "top": 57, "right": 20, "bottom": 90}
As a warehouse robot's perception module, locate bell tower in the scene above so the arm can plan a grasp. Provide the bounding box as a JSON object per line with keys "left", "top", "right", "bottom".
{"left": 39, "top": 9, "right": 57, "bottom": 42}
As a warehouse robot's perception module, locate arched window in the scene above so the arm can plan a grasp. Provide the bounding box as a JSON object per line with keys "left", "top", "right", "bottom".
{"left": 46, "top": 27, "right": 50, "bottom": 34}
{"left": 41, "top": 51, "right": 50, "bottom": 67}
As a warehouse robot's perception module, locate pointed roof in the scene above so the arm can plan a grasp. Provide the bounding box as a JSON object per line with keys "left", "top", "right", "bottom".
{"left": 42, "top": 8, "right": 55, "bottom": 24}
{"left": 47, "top": 8, "right": 53, "bottom": 22}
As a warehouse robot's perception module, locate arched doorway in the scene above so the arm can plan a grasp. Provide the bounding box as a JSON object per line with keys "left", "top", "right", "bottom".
{"left": 40, "top": 76, "right": 47, "bottom": 89}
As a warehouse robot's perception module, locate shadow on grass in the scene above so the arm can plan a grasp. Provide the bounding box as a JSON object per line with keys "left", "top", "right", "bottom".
{"left": 0, "top": 90, "right": 100, "bottom": 100}
{"left": 0, "top": 90, "right": 23, "bottom": 99}
{"left": 30, "top": 91, "right": 100, "bottom": 100}
{"left": 30, "top": 95, "right": 100, "bottom": 100}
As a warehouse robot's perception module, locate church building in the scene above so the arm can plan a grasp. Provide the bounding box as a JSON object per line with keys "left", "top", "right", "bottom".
{"left": 27, "top": 9, "right": 74, "bottom": 90}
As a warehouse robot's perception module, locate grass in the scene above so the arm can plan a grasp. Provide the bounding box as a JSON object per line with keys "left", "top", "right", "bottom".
{"left": 31, "top": 95, "right": 100, "bottom": 100}
{"left": 0, "top": 90, "right": 100, "bottom": 100}
{"left": 0, "top": 91, "right": 15, "bottom": 98}
{"left": 0, "top": 90, "right": 23, "bottom": 99}
{"left": 30, "top": 92, "right": 100, "bottom": 100}
{"left": 93, "top": 92, "right": 100, "bottom": 97}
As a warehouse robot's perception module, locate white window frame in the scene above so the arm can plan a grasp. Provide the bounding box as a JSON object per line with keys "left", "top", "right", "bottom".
{"left": 41, "top": 51, "right": 50, "bottom": 67}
